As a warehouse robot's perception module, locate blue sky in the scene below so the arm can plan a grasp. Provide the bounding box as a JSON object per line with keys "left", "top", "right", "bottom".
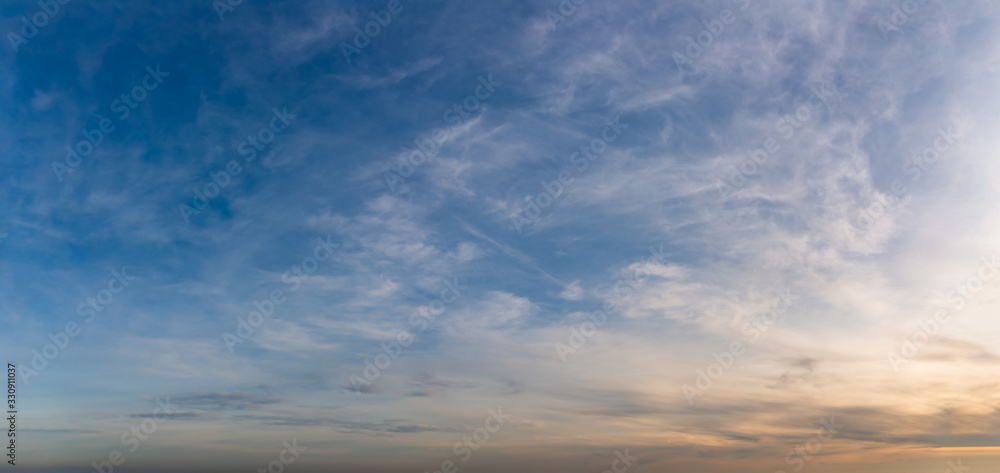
{"left": 2, "top": 0, "right": 1000, "bottom": 472}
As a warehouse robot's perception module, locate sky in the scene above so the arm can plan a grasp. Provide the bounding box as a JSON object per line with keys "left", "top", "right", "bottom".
{"left": 1, "top": 0, "right": 999, "bottom": 472}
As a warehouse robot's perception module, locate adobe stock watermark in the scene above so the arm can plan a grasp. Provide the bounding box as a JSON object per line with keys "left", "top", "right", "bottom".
{"left": 555, "top": 245, "right": 669, "bottom": 362}
{"left": 21, "top": 268, "right": 136, "bottom": 385}
{"left": 179, "top": 107, "right": 296, "bottom": 223}
{"left": 52, "top": 65, "right": 169, "bottom": 182}
{"left": 257, "top": 439, "right": 306, "bottom": 473}
{"left": 349, "top": 278, "right": 464, "bottom": 394}
{"left": 5, "top": 365, "right": 13, "bottom": 467}
{"left": 510, "top": 113, "right": 628, "bottom": 233}
{"left": 92, "top": 397, "right": 180, "bottom": 473}
{"left": 223, "top": 236, "right": 338, "bottom": 353}
{"left": 545, "top": 0, "right": 594, "bottom": 27}
{"left": 340, "top": 0, "right": 411, "bottom": 63}
{"left": 6, "top": 0, "right": 72, "bottom": 55}
{"left": 946, "top": 459, "right": 971, "bottom": 473}
{"left": 877, "top": 0, "right": 930, "bottom": 41}
{"left": 213, "top": 0, "right": 245, "bottom": 21}
{"left": 716, "top": 82, "right": 836, "bottom": 198}
{"left": 739, "top": 288, "right": 798, "bottom": 342}
{"left": 888, "top": 253, "right": 998, "bottom": 371}
{"left": 601, "top": 449, "right": 640, "bottom": 473}
{"left": 682, "top": 341, "right": 746, "bottom": 405}
{"left": 684, "top": 288, "right": 797, "bottom": 404}
{"left": 426, "top": 407, "right": 511, "bottom": 473}
{"left": 383, "top": 74, "right": 502, "bottom": 192}
{"left": 848, "top": 126, "right": 958, "bottom": 239}
{"left": 776, "top": 417, "right": 842, "bottom": 473}
{"left": 672, "top": 0, "right": 751, "bottom": 72}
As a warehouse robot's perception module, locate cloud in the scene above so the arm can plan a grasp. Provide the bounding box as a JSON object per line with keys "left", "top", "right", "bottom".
{"left": 168, "top": 392, "right": 285, "bottom": 411}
